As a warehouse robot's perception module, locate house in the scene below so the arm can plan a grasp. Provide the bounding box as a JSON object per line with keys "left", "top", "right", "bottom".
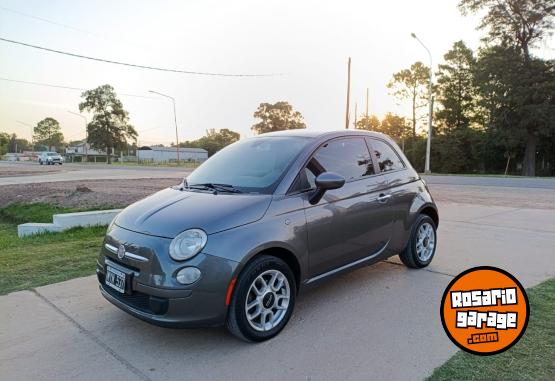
{"left": 137, "top": 146, "right": 208, "bottom": 163}
{"left": 65, "top": 141, "right": 117, "bottom": 162}
{"left": 65, "top": 142, "right": 105, "bottom": 156}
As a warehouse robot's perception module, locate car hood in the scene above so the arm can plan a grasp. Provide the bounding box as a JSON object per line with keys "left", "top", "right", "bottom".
{"left": 114, "top": 187, "right": 272, "bottom": 238}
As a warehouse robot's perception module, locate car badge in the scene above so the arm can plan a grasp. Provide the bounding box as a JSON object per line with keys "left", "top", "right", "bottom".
{"left": 117, "top": 245, "right": 126, "bottom": 260}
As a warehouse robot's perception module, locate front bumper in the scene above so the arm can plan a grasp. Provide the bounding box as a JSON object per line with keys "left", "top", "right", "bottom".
{"left": 97, "top": 225, "right": 239, "bottom": 328}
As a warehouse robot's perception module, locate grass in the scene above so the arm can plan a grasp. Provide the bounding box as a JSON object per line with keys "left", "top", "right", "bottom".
{"left": 0, "top": 203, "right": 108, "bottom": 295}
{"left": 428, "top": 277, "right": 555, "bottom": 381}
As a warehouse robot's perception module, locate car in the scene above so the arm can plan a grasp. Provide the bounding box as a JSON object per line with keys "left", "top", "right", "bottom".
{"left": 97, "top": 130, "right": 439, "bottom": 342}
{"left": 38, "top": 151, "right": 64, "bottom": 165}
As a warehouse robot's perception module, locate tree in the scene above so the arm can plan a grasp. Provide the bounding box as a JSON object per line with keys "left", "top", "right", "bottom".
{"left": 180, "top": 128, "right": 241, "bottom": 156}
{"left": 435, "top": 41, "right": 478, "bottom": 133}
{"left": 459, "top": 0, "right": 555, "bottom": 175}
{"left": 79, "top": 84, "right": 137, "bottom": 164}
{"left": 0, "top": 132, "right": 10, "bottom": 155}
{"left": 33, "top": 117, "right": 64, "bottom": 151}
{"left": 387, "top": 62, "right": 430, "bottom": 137}
{"left": 355, "top": 115, "right": 381, "bottom": 131}
{"left": 459, "top": 0, "right": 555, "bottom": 62}
{"left": 379, "top": 113, "right": 411, "bottom": 140}
{"left": 251, "top": 101, "right": 306, "bottom": 134}
{"left": 474, "top": 46, "right": 555, "bottom": 175}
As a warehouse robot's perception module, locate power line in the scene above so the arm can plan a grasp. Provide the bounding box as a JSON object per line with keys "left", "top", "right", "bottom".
{"left": 0, "top": 5, "right": 109, "bottom": 40}
{"left": 0, "top": 37, "right": 282, "bottom": 77}
{"left": 0, "top": 77, "right": 156, "bottom": 99}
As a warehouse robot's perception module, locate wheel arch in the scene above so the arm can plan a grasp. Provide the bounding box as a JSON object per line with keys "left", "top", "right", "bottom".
{"left": 236, "top": 245, "right": 302, "bottom": 293}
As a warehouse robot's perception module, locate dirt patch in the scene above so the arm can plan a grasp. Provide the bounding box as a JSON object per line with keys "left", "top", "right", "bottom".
{"left": 0, "top": 178, "right": 180, "bottom": 208}
{"left": 1, "top": 178, "right": 552, "bottom": 211}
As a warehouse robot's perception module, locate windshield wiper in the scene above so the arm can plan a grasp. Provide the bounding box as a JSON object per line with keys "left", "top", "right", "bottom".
{"left": 186, "top": 183, "right": 242, "bottom": 194}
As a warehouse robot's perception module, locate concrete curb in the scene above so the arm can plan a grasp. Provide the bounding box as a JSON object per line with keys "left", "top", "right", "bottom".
{"left": 17, "top": 209, "right": 122, "bottom": 237}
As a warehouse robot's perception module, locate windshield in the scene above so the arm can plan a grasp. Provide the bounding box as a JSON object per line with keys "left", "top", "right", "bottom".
{"left": 186, "top": 136, "right": 311, "bottom": 194}
{"left": 47, "top": 152, "right": 58, "bottom": 156}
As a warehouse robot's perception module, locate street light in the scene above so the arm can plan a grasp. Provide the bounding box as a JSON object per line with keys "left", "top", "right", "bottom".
{"left": 411, "top": 32, "right": 433, "bottom": 174}
{"left": 149, "top": 90, "right": 180, "bottom": 163}
{"left": 67, "top": 111, "right": 88, "bottom": 162}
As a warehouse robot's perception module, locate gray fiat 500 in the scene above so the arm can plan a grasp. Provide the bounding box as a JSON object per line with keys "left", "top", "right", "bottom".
{"left": 97, "top": 130, "right": 438, "bottom": 341}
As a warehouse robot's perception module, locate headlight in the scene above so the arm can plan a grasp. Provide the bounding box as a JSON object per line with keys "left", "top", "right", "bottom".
{"left": 169, "top": 229, "right": 207, "bottom": 261}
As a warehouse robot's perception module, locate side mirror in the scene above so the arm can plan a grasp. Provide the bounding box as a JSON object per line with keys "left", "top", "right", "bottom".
{"left": 309, "top": 172, "right": 345, "bottom": 205}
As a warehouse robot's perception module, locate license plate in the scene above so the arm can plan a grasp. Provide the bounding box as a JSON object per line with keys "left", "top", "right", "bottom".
{"left": 105, "top": 266, "right": 126, "bottom": 293}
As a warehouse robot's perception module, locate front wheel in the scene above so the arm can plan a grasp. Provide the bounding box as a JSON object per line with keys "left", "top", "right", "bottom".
{"left": 226, "top": 255, "right": 296, "bottom": 342}
{"left": 399, "top": 214, "right": 437, "bottom": 268}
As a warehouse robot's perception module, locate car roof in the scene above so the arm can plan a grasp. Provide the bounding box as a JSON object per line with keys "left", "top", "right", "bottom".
{"left": 253, "top": 129, "right": 391, "bottom": 140}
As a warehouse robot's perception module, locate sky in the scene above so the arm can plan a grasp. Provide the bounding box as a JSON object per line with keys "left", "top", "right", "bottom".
{"left": 0, "top": 0, "right": 553, "bottom": 146}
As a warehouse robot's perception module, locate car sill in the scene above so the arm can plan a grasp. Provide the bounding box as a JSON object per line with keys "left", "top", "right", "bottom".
{"left": 305, "top": 242, "right": 389, "bottom": 285}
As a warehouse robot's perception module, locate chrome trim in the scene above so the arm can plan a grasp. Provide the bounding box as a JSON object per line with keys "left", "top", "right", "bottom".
{"left": 305, "top": 242, "right": 389, "bottom": 284}
{"left": 104, "top": 243, "right": 149, "bottom": 262}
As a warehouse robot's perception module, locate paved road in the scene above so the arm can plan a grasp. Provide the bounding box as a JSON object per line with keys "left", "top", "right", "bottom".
{"left": 422, "top": 174, "right": 555, "bottom": 189}
{"left": 0, "top": 162, "right": 188, "bottom": 185}
{"left": 2, "top": 162, "right": 555, "bottom": 189}
{"left": 2, "top": 201, "right": 555, "bottom": 381}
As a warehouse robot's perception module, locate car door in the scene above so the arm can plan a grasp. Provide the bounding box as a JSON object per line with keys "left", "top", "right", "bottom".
{"left": 302, "top": 137, "right": 394, "bottom": 279}
{"left": 367, "top": 137, "right": 420, "bottom": 252}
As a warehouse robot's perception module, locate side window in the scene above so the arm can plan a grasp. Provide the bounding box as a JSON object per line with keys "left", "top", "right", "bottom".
{"left": 370, "top": 139, "right": 405, "bottom": 172}
{"left": 305, "top": 138, "right": 374, "bottom": 185}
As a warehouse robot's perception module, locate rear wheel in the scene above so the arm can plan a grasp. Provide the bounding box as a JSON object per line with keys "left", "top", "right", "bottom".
{"left": 226, "top": 255, "right": 296, "bottom": 342}
{"left": 399, "top": 214, "right": 437, "bottom": 268}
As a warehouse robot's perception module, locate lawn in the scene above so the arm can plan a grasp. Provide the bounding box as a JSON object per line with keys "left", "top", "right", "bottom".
{"left": 428, "top": 277, "right": 555, "bottom": 381}
{"left": 0, "top": 203, "right": 108, "bottom": 295}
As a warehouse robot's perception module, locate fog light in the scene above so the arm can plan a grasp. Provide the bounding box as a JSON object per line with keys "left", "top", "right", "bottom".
{"left": 176, "top": 267, "right": 201, "bottom": 285}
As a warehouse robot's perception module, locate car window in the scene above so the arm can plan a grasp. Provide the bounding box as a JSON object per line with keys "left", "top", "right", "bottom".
{"left": 304, "top": 137, "right": 374, "bottom": 187}
{"left": 370, "top": 139, "right": 405, "bottom": 172}
{"left": 186, "top": 136, "right": 311, "bottom": 194}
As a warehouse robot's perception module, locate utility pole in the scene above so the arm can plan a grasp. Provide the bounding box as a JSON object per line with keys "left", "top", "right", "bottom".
{"left": 345, "top": 57, "right": 351, "bottom": 129}
{"left": 149, "top": 90, "right": 180, "bottom": 163}
{"left": 68, "top": 111, "right": 88, "bottom": 162}
{"left": 365, "top": 88, "right": 369, "bottom": 118}
{"left": 411, "top": 32, "right": 433, "bottom": 173}
{"left": 354, "top": 102, "right": 358, "bottom": 128}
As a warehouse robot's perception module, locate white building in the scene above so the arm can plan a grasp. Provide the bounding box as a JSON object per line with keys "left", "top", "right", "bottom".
{"left": 65, "top": 142, "right": 105, "bottom": 156}
{"left": 137, "top": 146, "right": 208, "bottom": 163}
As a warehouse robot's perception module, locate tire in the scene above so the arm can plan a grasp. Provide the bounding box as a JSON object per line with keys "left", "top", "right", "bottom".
{"left": 39, "top": 160, "right": 43, "bottom": 165}
{"left": 226, "top": 255, "right": 296, "bottom": 342}
{"left": 399, "top": 214, "right": 437, "bottom": 269}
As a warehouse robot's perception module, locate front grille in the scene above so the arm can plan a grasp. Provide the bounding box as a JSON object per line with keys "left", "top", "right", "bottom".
{"left": 101, "top": 283, "right": 168, "bottom": 315}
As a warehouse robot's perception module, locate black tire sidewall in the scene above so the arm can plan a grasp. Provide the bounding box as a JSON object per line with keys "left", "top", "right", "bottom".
{"left": 410, "top": 215, "right": 437, "bottom": 267}
{"left": 231, "top": 256, "right": 296, "bottom": 342}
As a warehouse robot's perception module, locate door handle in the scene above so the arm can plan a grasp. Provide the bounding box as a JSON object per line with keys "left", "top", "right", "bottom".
{"left": 376, "top": 194, "right": 391, "bottom": 203}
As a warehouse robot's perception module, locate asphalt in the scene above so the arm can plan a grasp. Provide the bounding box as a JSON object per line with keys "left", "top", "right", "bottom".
{"left": 0, "top": 162, "right": 188, "bottom": 185}
{"left": 2, "top": 161, "right": 555, "bottom": 189}
{"left": 2, "top": 201, "right": 555, "bottom": 381}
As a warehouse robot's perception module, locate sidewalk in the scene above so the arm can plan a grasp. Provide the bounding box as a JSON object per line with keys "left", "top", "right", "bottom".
{"left": 2, "top": 201, "right": 555, "bottom": 381}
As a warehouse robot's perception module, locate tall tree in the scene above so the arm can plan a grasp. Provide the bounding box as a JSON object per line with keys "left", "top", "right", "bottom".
{"left": 251, "top": 101, "right": 306, "bottom": 135}
{"left": 459, "top": 0, "right": 555, "bottom": 175}
{"left": 79, "top": 84, "right": 137, "bottom": 164}
{"left": 435, "top": 41, "right": 478, "bottom": 133}
{"left": 355, "top": 115, "right": 381, "bottom": 131}
{"left": 474, "top": 46, "right": 555, "bottom": 175}
{"left": 459, "top": 0, "right": 555, "bottom": 62}
{"left": 33, "top": 117, "right": 64, "bottom": 151}
{"left": 387, "top": 62, "right": 430, "bottom": 137}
